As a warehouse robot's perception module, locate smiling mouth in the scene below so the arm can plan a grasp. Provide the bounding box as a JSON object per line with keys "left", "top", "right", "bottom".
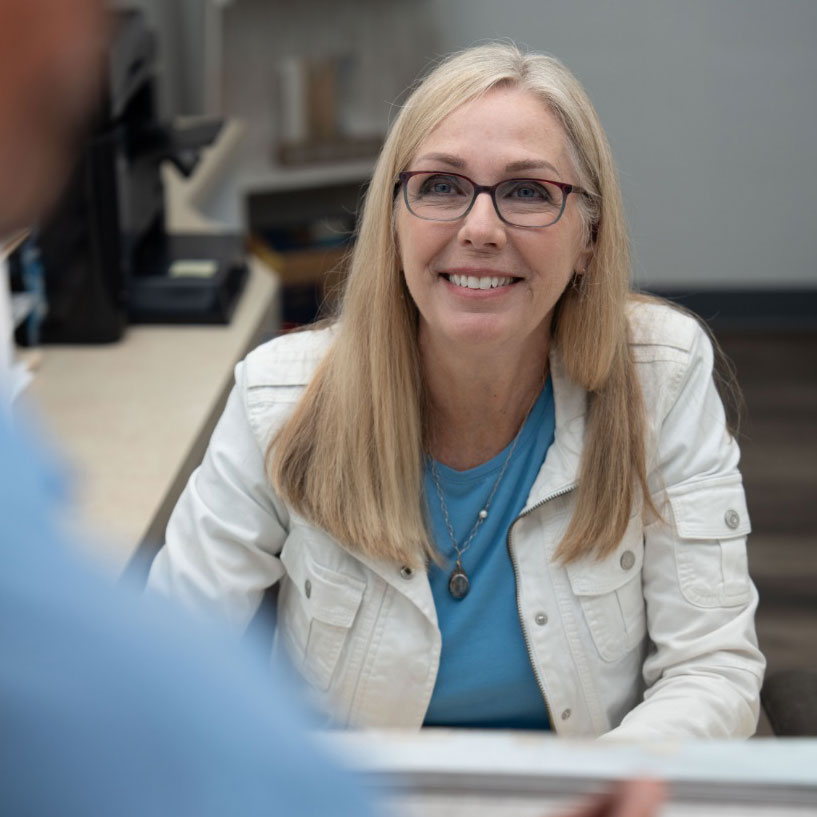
{"left": 443, "top": 273, "right": 521, "bottom": 290}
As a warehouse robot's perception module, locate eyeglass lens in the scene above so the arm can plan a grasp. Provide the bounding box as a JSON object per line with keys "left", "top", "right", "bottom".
{"left": 403, "top": 172, "right": 566, "bottom": 227}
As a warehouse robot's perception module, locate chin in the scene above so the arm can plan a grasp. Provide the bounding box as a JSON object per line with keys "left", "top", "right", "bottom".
{"left": 443, "top": 316, "right": 516, "bottom": 348}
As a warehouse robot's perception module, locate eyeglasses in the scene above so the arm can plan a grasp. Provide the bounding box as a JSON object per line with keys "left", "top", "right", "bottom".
{"left": 398, "top": 170, "right": 587, "bottom": 228}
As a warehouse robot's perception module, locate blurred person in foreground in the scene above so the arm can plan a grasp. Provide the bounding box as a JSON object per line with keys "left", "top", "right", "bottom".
{"left": 0, "top": 1, "right": 663, "bottom": 814}
{"left": 0, "top": 1, "right": 374, "bottom": 814}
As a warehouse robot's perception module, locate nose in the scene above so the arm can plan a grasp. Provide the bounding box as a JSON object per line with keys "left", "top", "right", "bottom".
{"left": 457, "top": 190, "right": 506, "bottom": 250}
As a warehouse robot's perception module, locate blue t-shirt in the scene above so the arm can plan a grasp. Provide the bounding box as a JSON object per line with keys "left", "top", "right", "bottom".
{"left": 0, "top": 404, "right": 375, "bottom": 817}
{"left": 423, "top": 380, "right": 556, "bottom": 730}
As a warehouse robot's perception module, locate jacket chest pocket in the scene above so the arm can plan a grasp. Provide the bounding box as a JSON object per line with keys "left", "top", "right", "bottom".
{"left": 565, "top": 518, "right": 647, "bottom": 663}
{"left": 278, "top": 542, "right": 366, "bottom": 691}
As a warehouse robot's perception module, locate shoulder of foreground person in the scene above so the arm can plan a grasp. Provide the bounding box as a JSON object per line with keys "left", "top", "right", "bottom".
{"left": 0, "top": 415, "right": 376, "bottom": 817}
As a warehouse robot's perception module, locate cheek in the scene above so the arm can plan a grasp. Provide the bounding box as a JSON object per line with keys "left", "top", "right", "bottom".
{"left": 395, "top": 212, "right": 420, "bottom": 298}
{"left": 396, "top": 212, "right": 428, "bottom": 281}
{"left": 526, "top": 229, "right": 586, "bottom": 283}
{"left": 397, "top": 218, "right": 449, "bottom": 279}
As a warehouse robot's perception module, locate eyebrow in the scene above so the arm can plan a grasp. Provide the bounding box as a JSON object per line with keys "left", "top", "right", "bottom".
{"left": 415, "top": 152, "right": 562, "bottom": 178}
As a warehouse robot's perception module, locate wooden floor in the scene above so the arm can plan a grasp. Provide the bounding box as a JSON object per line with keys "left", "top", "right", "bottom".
{"left": 716, "top": 332, "right": 817, "bottom": 734}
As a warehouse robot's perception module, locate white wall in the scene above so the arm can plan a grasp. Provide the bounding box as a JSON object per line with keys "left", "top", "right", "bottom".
{"left": 429, "top": 0, "right": 817, "bottom": 289}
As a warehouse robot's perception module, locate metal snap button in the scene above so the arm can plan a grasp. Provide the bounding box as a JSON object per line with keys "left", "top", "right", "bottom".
{"left": 561, "top": 709, "right": 572, "bottom": 721}
{"left": 535, "top": 612, "right": 548, "bottom": 626}
{"left": 304, "top": 579, "right": 312, "bottom": 598}
{"left": 620, "top": 550, "right": 636, "bottom": 570}
{"left": 400, "top": 565, "right": 414, "bottom": 579}
{"left": 725, "top": 509, "right": 740, "bottom": 530}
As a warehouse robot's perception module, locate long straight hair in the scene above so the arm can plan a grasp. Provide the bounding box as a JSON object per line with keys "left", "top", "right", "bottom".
{"left": 269, "top": 43, "right": 651, "bottom": 566}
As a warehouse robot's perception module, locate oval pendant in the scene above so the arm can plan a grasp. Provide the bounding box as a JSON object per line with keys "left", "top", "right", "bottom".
{"left": 448, "top": 563, "right": 470, "bottom": 600}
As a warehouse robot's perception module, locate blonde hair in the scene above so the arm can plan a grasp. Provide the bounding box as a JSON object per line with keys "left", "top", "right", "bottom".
{"left": 269, "top": 42, "right": 651, "bottom": 566}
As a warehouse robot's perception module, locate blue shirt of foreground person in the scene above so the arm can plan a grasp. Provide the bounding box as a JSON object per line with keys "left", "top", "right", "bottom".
{"left": 0, "top": 403, "right": 376, "bottom": 817}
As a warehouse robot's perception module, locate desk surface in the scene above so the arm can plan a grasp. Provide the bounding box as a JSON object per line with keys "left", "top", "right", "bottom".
{"left": 26, "top": 258, "right": 280, "bottom": 574}
{"left": 325, "top": 730, "right": 817, "bottom": 815}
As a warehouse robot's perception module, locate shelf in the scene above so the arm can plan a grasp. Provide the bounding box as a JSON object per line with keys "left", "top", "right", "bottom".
{"left": 164, "top": 118, "right": 376, "bottom": 232}
{"left": 194, "top": 0, "right": 435, "bottom": 226}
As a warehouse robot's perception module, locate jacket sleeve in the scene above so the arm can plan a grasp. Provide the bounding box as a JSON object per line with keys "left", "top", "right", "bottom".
{"left": 604, "top": 322, "right": 765, "bottom": 739}
{"left": 147, "top": 360, "right": 289, "bottom": 633}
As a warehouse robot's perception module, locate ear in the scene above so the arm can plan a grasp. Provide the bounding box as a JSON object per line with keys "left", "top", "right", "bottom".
{"left": 574, "top": 243, "right": 593, "bottom": 276}
{"left": 574, "top": 214, "right": 597, "bottom": 275}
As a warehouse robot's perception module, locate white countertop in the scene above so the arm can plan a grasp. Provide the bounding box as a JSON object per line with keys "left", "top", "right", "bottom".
{"left": 24, "top": 258, "right": 279, "bottom": 574}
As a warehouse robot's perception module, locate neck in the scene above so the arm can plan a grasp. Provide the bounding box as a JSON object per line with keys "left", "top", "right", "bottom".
{"left": 422, "top": 329, "right": 550, "bottom": 470}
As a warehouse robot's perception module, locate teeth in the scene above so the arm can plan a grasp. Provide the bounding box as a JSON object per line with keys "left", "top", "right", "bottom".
{"left": 448, "top": 274, "right": 513, "bottom": 290}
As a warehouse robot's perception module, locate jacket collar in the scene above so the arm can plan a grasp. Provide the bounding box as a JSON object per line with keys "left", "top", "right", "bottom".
{"left": 522, "top": 343, "right": 586, "bottom": 511}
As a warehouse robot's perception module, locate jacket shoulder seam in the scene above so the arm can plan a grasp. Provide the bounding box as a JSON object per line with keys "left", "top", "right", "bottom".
{"left": 243, "top": 327, "right": 335, "bottom": 390}
{"left": 626, "top": 300, "right": 700, "bottom": 354}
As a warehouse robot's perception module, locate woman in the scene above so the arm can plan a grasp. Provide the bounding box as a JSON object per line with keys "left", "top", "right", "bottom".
{"left": 148, "top": 43, "right": 764, "bottom": 738}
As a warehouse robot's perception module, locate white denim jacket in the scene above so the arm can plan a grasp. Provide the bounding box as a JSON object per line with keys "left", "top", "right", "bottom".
{"left": 148, "top": 301, "right": 765, "bottom": 739}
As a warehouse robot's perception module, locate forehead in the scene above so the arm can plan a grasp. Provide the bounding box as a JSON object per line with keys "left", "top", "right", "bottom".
{"left": 412, "top": 86, "right": 572, "bottom": 179}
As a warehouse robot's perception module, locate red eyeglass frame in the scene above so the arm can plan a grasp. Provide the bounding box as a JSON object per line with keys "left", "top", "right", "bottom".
{"left": 397, "top": 170, "right": 589, "bottom": 228}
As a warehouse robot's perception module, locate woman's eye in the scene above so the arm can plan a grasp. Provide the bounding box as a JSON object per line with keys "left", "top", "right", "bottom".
{"left": 420, "top": 175, "right": 464, "bottom": 196}
{"left": 507, "top": 182, "right": 550, "bottom": 201}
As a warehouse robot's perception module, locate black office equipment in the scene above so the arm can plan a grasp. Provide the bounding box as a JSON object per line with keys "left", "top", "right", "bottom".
{"left": 128, "top": 233, "right": 247, "bottom": 325}
{"left": 11, "top": 9, "right": 245, "bottom": 344}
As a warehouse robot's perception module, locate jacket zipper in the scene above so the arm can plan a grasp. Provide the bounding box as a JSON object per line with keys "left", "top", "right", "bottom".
{"left": 506, "top": 482, "right": 576, "bottom": 733}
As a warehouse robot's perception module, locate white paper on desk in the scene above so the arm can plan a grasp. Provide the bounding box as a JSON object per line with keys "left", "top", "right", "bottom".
{"left": 0, "top": 262, "right": 33, "bottom": 406}
{"left": 0, "top": 256, "right": 13, "bottom": 376}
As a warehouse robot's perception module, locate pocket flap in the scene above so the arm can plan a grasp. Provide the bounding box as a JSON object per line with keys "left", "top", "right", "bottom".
{"left": 566, "top": 521, "right": 644, "bottom": 596}
{"left": 280, "top": 545, "right": 365, "bottom": 628}
{"left": 667, "top": 476, "right": 751, "bottom": 540}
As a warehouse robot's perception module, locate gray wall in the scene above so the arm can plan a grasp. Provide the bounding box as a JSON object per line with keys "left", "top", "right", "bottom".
{"left": 429, "top": 0, "right": 817, "bottom": 290}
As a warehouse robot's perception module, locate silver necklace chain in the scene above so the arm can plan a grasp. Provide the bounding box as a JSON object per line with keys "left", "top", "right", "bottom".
{"left": 428, "top": 383, "right": 542, "bottom": 568}
{"left": 429, "top": 426, "right": 523, "bottom": 565}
